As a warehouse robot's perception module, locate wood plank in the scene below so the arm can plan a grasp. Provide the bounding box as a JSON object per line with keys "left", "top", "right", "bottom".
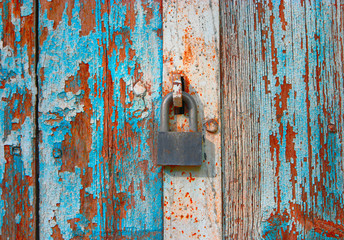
{"left": 221, "top": 0, "right": 344, "bottom": 239}
{"left": 163, "top": 0, "right": 222, "bottom": 239}
{"left": 38, "top": 1, "right": 163, "bottom": 238}
{"left": 0, "top": 0, "right": 37, "bottom": 238}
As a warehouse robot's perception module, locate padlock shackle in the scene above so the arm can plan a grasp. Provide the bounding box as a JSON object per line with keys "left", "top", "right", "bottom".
{"left": 160, "top": 91, "right": 198, "bottom": 132}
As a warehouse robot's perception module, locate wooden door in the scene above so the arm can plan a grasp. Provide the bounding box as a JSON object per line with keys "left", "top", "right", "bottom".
{"left": 1, "top": 0, "right": 344, "bottom": 240}
{"left": 221, "top": 1, "right": 344, "bottom": 239}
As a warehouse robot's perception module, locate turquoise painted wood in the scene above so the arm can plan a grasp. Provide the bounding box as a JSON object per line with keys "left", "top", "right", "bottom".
{"left": 221, "top": 0, "right": 344, "bottom": 239}
{"left": 38, "top": 0, "right": 163, "bottom": 239}
{"left": 2, "top": 0, "right": 344, "bottom": 239}
{"left": 0, "top": 0, "right": 37, "bottom": 238}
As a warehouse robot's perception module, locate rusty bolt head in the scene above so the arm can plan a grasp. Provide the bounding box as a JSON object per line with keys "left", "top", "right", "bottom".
{"left": 204, "top": 119, "right": 219, "bottom": 133}
{"left": 328, "top": 123, "right": 337, "bottom": 133}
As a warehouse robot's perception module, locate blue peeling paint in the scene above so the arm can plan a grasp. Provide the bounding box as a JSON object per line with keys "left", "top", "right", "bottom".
{"left": 249, "top": 0, "right": 344, "bottom": 238}
{"left": 0, "top": 0, "right": 36, "bottom": 236}
{"left": 39, "top": 0, "right": 162, "bottom": 239}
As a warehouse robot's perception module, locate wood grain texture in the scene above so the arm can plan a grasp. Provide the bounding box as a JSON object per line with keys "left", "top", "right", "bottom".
{"left": 38, "top": 1, "right": 163, "bottom": 239}
{"left": 0, "top": 0, "right": 37, "bottom": 238}
{"left": 163, "top": 0, "right": 222, "bottom": 239}
{"left": 221, "top": 0, "right": 344, "bottom": 239}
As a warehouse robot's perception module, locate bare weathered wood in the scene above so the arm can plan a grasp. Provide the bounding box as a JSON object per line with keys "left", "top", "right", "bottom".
{"left": 221, "top": 0, "right": 344, "bottom": 239}
{"left": 0, "top": 0, "right": 37, "bottom": 238}
{"left": 163, "top": 0, "right": 222, "bottom": 239}
{"left": 38, "top": 1, "right": 163, "bottom": 238}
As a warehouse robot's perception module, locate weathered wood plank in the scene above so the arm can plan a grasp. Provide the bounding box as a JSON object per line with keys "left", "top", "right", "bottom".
{"left": 0, "top": 0, "right": 37, "bottom": 238}
{"left": 221, "top": 0, "right": 344, "bottom": 239}
{"left": 163, "top": 0, "right": 222, "bottom": 239}
{"left": 38, "top": 1, "right": 163, "bottom": 238}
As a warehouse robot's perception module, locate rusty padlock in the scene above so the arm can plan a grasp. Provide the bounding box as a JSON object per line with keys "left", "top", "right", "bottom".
{"left": 157, "top": 92, "right": 202, "bottom": 166}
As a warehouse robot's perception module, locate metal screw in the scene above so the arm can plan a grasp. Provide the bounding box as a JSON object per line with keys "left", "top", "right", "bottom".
{"left": 53, "top": 148, "right": 62, "bottom": 158}
{"left": 205, "top": 119, "right": 219, "bottom": 133}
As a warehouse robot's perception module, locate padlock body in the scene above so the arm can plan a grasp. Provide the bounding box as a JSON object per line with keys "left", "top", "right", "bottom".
{"left": 157, "top": 132, "right": 202, "bottom": 166}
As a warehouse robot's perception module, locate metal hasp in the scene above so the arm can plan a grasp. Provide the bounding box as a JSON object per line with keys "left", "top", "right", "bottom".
{"left": 158, "top": 91, "right": 202, "bottom": 166}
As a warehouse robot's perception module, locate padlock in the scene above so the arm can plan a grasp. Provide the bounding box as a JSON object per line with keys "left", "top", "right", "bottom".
{"left": 157, "top": 91, "right": 202, "bottom": 166}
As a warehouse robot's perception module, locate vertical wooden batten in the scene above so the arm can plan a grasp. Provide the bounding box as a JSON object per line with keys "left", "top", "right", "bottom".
{"left": 0, "top": 0, "right": 37, "bottom": 238}
{"left": 38, "top": 1, "right": 163, "bottom": 238}
{"left": 221, "top": 0, "right": 344, "bottom": 239}
{"left": 220, "top": 1, "right": 261, "bottom": 239}
{"left": 163, "top": 0, "right": 222, "bottom": 239}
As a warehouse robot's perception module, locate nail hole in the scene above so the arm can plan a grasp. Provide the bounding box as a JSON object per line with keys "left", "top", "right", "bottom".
{"left": 53, "top": 148, "right": 62, "bottom": 158}
{"left": 12, "top": 146, "right": 21, "bottom": 156}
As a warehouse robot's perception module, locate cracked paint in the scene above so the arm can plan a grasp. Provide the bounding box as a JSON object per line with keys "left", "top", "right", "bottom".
{"left": 39, "top": 0, "right": 163, "bottom": 239}
{"left": 0, "top": 0, "right": 36, "bottom": 238}
{"left": 221, "top": 0, "right": 344, "bottom": 239}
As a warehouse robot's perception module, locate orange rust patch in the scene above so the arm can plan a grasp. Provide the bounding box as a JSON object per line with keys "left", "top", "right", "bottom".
{"left": 285, "top": 122, "right": 297, "bottom": 161}
{"left": 186, "top": 172, "right": 195, "bottom": 182}
{"left": 79, "top": 0, "right": 96, "bottom": 36}
{"left": 40, "top": 27, "right": 49, "bottom": 46}
{"left": 274, "top": 77, "right": 292, "bottom": 125}
{"left": 124, "top": 2, "right": 136, "bottom": 31}
{"left": 286, "top": 122, "right": 297, "bottom": 199}
{"left": 279, "top": 0, "right": 287, "bottom": 31}
{"left": 263, "top": 76, "right": 271, "bottom": 94}
{"left": 51, "top": 223, "right": 63, "bottom": 239}
{"left": 59, "top": 63, "right": 100, "bottom": 235}
{"left": 3, "top": 91, "right": 33, "bottom": 137}
{"left": 61, "top": 63, "right": 92, "bottom": 172}
{"left": 269, "top": 13, "right": 278, "bottom": 75}
{"left": 142, "top": 2, "right": 154, "bottom": 25}
{"left": 1, "top": 1, "right": 18, "bottom": 50}
{"left": 40, "top": 1, "right": 66, "bottom": 30}
{"left": 138, "top": 160, "right": 148, "bottom": 176}
{"left": 1, "top": 145, "right": 34, "bottom": 239}
{"left": 183, "top": 32, "right": 194, "bottom": 66}
{"left": 291, "top": 203, "right": 344, "bottom": 239}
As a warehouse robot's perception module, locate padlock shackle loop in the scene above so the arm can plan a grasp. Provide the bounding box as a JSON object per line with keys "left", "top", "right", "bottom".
{"left": 160, "top": 91, "right": 198, "bottom": 132}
